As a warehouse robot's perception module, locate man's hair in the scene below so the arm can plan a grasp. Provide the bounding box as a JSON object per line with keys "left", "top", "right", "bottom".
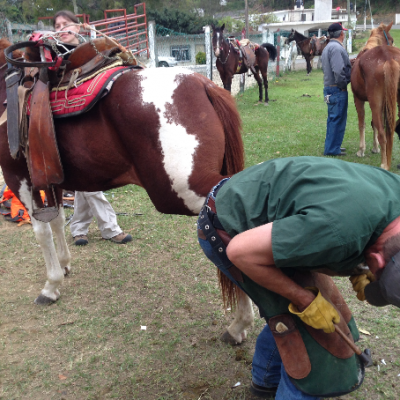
{"left": 382, "top": 231, "right": 400, "bottom": 262}
{"left": 53, "top": 10, "right": 78, "bottom": 27}
{"left": 328, "top": 30, "right": 342, "bottom": 39}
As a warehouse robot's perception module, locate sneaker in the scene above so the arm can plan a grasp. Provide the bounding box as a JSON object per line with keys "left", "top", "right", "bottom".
{"left": 74, "top": 235, "right": 88, "bottom": 246}
{"left": 110, "top": 232, "right": 132, "bottom": 244}
{"left": 250, "top": 381, "right": 278, "bottom": 399}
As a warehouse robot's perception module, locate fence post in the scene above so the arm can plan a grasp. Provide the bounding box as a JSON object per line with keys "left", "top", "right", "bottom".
{"left": 240, "top": 28, "right": 245, "bottom": 94}
{"left": 148, "top": 20, "right": 158, "bottom": 68}
{"left": 318, "top": 28, "right": 321, "bottom": 37}
{"left": 37, "top": 20, "right": 44, "bottom": 31}
{"left": 204, "top": 25, "right": 212, "bottom": 81}
{"left": 6, "top": 19, "right": 13, "bottom": 43}
{"left": 347, "top": 29, "right": 352, "bottom": 54}
{"left": 276, "top": 29, "right": 280, "bottom": 78}
{"left": 262, "top": 29, "right": 268, "bottom": 44}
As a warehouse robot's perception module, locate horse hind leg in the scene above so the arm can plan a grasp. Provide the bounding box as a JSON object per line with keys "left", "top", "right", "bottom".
{"left": 18, "top": 180, "right": 67, "bottom": 304}
{"left": 50, "top": 206, "right": 71, "bottom": 276}
{"left": 253, "top": 71, "right": 263, "bottom": 103}
{"left": 354, "top": 97, "right": 367, "bottom": 157}
{"left": 371, "top": 121, "right": 380, "bottom": 154}
{"left": 220, "top": 289, "right": 254, "bottom": 345}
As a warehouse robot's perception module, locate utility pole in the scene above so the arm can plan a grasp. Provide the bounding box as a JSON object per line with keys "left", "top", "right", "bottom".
{"left": 72, "top": 0, "right": 78, "bottom": 15}
{"left": 347, "top": 0, "right": 351, "bottom": 28}
{"left": 245, "top": 0, "right": 249, "bottom": 38}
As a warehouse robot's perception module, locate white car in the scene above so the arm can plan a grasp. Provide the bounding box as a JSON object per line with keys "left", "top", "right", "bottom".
{"left": 158, "top": 56, "right": 178, "bottom": 67}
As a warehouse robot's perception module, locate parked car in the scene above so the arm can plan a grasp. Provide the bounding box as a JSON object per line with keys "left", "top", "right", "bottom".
{"left": 158, "top": 56, "right": 177, "bottom": 67}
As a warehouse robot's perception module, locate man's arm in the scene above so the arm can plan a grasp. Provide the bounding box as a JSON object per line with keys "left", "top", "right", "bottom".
{"left": 226, "top": 222, "right": 315, "bottom": 311}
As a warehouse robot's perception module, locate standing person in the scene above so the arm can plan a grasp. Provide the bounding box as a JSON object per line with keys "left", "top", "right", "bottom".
{"left": 198, "top": 156, "right": 400, "bottom": 399}
{"left": 321, "top": 23, "right": 351, "bottom": 156}
{"left": 53, "top": 11, "right": 132, "bottom": 246}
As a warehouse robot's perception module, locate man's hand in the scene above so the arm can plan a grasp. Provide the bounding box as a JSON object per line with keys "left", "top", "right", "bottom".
{"left": 349, "top": 271, "right": 376, "bottom": 301}
{"left": 288, "top": 287, "right": 340, "bottom": 333}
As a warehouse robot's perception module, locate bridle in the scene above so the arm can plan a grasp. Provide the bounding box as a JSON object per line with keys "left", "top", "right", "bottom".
{"left": 214, "top": 35, "right": 231, "bottom": 64}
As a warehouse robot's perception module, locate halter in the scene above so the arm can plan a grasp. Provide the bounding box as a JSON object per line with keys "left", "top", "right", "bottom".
{"left": 215, "top": 38, "right": 231, "bottom": 64}
{"left": 383, "top": 30, "right": 390, "bottom": 45}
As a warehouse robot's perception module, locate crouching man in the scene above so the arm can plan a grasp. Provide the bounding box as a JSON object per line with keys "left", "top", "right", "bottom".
{"left": 198, "top": 156, "right": 400, "bottom": 399}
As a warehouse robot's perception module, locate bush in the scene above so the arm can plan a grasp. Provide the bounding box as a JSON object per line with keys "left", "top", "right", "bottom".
{"left": 196, "top": 51, "right": 206, "bottom": 65}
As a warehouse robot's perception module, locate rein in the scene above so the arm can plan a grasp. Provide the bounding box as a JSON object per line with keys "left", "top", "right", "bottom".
{"left": 383, "top": 30, "right": 390, "bottom": 45}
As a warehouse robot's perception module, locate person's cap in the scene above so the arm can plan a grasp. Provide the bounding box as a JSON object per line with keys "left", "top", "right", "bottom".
{"left": 328, "top": 23, "right": 348, "bottom": 32}
{"left": 364, "top": 250, "right": 400, "bottom": 308}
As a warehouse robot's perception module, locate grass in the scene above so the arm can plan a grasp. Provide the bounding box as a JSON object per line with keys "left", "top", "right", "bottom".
{"left": 2, "top": 41, "right": 400, "bottom": 399}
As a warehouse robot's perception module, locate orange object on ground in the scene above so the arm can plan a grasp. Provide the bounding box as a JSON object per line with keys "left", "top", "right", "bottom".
{"left": 0, "top": 185, "right": 45, "bottom": 223}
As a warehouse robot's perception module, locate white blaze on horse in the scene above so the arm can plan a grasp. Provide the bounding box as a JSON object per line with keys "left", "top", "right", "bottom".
{"left": 0, "top": 37, "right": 254, "bottom": 345}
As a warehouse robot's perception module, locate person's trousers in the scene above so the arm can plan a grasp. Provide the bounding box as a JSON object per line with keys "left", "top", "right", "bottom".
{"left": 323, "top": 86, "right": 348, "bottom": 156}
{"left": 70, "top": 191, "right": 122, "bottom": 239}
{"left": 252, "top": 324, "right": 320, "bottom": 400}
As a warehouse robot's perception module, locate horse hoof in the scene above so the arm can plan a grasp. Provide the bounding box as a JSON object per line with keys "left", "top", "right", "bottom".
{"left": 264, "top": 102, "right": 269, "bottom": 106}
{"left": 34, "top": 294, "right": 57, "bottom": 305}
{"left": 64, "top": 266, "right": 71, "bottom": 276}
{"left": 371, "top": 149, "right": 380, "bottom": 154}
{"left": 220, "top": 330, "right": 242, "bottom": 345}
{"left": 356, "top": 151, "right": 364, "bottom": 158}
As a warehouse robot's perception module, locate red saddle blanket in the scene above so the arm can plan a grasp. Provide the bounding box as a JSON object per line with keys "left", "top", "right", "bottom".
{"left": 27, "top": 66, "right": 136, "bottom": 119}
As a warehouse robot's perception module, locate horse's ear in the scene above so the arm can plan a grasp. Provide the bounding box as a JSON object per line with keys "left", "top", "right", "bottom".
{"left": 386, "top": 21, "right": 393, "bottom": 32}
{"left": 221, "top": 23, "right": 225, "bottom": 31}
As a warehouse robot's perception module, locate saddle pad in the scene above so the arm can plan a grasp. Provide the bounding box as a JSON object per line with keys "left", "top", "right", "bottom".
{"left": 27, "top": 66, "right": 136, "bottom": 119}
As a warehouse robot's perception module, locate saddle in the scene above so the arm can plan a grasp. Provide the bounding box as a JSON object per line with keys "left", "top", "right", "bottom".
{"left": 4, "top": 33, "right": 140, "bottom": 222}
{"left": 228, "top": 37, "right": 258, "bottom": 72}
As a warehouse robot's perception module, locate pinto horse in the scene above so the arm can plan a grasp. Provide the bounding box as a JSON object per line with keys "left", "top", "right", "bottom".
{"left": 0, "top": 38, "right": 254, "bottom": 344}
{"left": 351, "top": 22, "right": 400, "bottom": 170}
{"left": 212, "top": 24, "right": 277, "bottom": 105}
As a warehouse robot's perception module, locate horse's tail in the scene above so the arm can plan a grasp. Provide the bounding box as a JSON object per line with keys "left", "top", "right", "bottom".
{"left": 383, "top": 59, "right": 400, "bottom": 169}
{"left": 204, "top": 82, "right": 244, "bottom": 176}
{"left": 203, "top": 81, "right": 244, "bottom": 310}
{"left": 261, "top": 43, "right": 277, "bottom": 62}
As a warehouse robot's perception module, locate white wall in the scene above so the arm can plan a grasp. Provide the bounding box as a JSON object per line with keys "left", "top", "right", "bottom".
{"left": 314, "top": 0, "right": 332, "bottom": 22}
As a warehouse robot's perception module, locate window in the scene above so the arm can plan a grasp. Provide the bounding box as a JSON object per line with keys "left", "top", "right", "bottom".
{"left": 171, "top": 45, "right": 190, "bottom": 61}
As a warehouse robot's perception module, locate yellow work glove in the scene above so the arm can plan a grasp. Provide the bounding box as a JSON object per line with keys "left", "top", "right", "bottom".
{"left": 288, "top": 287, "right": 340, "bottom": 333}
{"left": 349, "top": 271, "right": 376, "bottom": 301}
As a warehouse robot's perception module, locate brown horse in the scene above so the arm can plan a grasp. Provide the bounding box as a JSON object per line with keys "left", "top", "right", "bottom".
{"left": 0, "top": 36, "right": 256, "bottom": 344}
{"left": 351, "top": 22, "right": 400, "bottom": 170}
{"left": 286, "top": 29, "right": 314, "bottom": 74}
{"left": 212, "top": 24, "right": 277, "bottom": 105}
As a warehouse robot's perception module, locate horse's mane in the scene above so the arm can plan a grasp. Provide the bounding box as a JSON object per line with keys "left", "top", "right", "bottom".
{"left": 361, "top": 23, "right": 391, "bottom": 52}
{"left": 0, "top": 38, "right": 22, "bottom": 65}
{"left": 293, "top": 30, "right": 307, "bottom": 41}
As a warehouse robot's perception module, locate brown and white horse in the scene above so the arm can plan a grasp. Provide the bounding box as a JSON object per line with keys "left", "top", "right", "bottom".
{"left": 0, "top": 39, "right": 253, "bottom": 344}
{"left": 351, "top": 23, "right": 400, "bottom": 170}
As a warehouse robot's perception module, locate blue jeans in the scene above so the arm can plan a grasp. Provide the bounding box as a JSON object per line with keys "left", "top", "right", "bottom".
{"left": 252, "top": 324, "right": 320, "bottom": 400}
{"left": 323, "top": 86, "right": 348, "bottom": 156}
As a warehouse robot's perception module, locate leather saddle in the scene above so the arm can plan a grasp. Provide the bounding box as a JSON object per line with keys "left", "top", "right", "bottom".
{"left": 4, "top": 35, "right": 138, "bottom": 221}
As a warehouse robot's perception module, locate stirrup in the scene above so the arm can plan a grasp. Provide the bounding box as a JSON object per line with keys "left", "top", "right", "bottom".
{"left": 32, "top": 185, "right": 59, "bottom": 223}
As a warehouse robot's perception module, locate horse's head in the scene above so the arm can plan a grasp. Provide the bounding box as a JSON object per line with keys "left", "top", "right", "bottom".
{"left": 362, "top": 22, "right": 394, "bottom": 52}
{"left": 287, "top": 29, "right": 295, "bottom": 42}
{"left": 212, "top": 24, "right": 226, "bottom": 58}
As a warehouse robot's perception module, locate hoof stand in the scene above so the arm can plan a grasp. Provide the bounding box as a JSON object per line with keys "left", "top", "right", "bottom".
{"left": 34, "top": 294, "right": 57, "bottom": 305}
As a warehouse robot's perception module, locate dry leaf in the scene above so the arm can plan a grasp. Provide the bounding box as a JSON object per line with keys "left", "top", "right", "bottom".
{"left": 58, "top": 374, "right": 67, "bottom": 380}
{"left": 359, "top": 328, "right": 371, "bottom": 335}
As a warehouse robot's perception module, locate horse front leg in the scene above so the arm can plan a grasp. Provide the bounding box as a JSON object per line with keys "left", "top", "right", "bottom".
{"left": 224, "top": 75, "right": 233, "bottom": 93}
{"left": 17, "top": 180, "right": 66, "bottom": 304}
{"left": 354, "top": 97, "right": 367, "bottom": 157}
{"left": 50, "top": 206, "right": 71, "bottom": 276}
{"left": 221, "top": 290, "right": 254, "bottom": 345}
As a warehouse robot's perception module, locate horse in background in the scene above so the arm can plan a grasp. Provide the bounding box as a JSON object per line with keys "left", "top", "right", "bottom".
{"left": 351, "top": 22, "right": 400, "bottom": 170}
{"left": 212, "top": 24, "right": 277, "bottom": 105}
{"left": 311, "top": 35, "right": 329, "bottom": 69}
{"left": 286, "top": 29, "right": 314, "bottom": 74}
{"left": 281, "top": 39, "right": 299, "bottom": 71}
